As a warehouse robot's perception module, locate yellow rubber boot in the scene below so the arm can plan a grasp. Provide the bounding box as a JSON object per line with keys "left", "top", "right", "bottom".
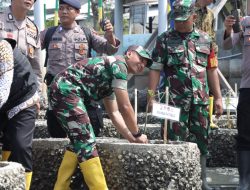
{"left": 79, "top": 157, "right": 108, "bottom": 190}
{"left": 54, "top": 150, "right": 78, "bottom": 190}
{"left": 209, "top": 96, "right": 218, "bottom": 129}
{"left": 25, "top": 172, "right": 32, "bottom": 190}
{"left": 1, "top": 151, "right": 11, "bottom": 161}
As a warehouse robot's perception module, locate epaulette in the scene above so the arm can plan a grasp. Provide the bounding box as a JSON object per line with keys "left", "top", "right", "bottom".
{"left": 26, "top": 17, "right": 39, "bottom": 35}
{"left": 196, "top": 28, "right": 212, "bottom": 42}
{"left": 26, "top": 16, "right": 39, "bottom": 42}
{"left": 241, "top": 16, "right": 250, "bottom": 28}
{"left": 114, "top": 55, "right": 125, "bottom": 63}
{"left": 158, "top": 30, "right": 170, "bottom": 40}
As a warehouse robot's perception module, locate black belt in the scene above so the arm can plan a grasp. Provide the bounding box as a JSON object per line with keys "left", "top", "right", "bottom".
{"left": 44, "top": 73, "right": 55, "bottom": 86}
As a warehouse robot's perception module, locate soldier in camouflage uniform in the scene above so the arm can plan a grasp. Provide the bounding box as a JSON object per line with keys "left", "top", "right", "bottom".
{"left": 49, "top": 45, "right": 151, "bottom": 189}
{"left": 147, "top": 0, "right": 223, "bottom": 189}
{"left": 41, "top": 1, "right": 121, "bottom": 189}
{"left": 40, "top": 0, "right": 120, "bottom": 140}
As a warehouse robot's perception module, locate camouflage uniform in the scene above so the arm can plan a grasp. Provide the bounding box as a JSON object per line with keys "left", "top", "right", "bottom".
{"left": 40, "top": 22, "right": 120, "bottom": 138}
{"left": 195, "top": 6, "right": 218, "bottom": 55}
{"left": 0, "top": 6, "right": 42, "bottom": 92}
{"left": 48, "top": 55, "right": 128, "bottom": 161}
{"left": 151, "top": 28, "right": 217, "bottom": 155}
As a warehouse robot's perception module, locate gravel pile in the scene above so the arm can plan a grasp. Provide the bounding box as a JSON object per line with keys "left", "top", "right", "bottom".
{"left": 0, "top": 161, "right": 25, "bottom": 190}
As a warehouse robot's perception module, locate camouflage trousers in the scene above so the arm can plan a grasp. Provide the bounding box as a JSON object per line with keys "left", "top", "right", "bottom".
{"left": 48, "top": 83, "right": 98, "bottom": 162}
{"left": 161, "top": 102, "right": 209, "bottom": 155}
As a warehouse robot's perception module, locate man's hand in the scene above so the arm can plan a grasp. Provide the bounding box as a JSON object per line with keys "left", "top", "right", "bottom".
{"left": 214, "top": 97, "right": 223, "bottom": 118}
{"left": 103, "top": 19, "right": 113, "bottom": 33}
{"left": 224, "top": 15, "right": 236, "bottom": 37}
{"left": 104, "top": 20, "right": 116, "bottom": 46}
{"left": 134, "top": 134, "right": 148, "bottom": 144}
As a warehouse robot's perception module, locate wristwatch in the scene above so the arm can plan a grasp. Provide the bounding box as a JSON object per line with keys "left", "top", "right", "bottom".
{"left": 132, "top": 129, "right": 142, "bottom": 138}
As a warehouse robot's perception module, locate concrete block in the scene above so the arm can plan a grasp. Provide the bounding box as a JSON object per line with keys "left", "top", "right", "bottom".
{"left": 31, "top": 138, "right": 201, "bottom": 190}
{"left": 0, "top": 161, "right": 25, "bottom": 190}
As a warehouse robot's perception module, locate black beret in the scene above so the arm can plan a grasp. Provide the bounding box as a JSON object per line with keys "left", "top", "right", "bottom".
{"left": 59, "top": 0, "right": 81, "bottom": 10}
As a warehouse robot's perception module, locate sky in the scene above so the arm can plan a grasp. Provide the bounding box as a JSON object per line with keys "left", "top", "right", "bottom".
{"left": 42, "top": 0, "right": 90, "bottom": 10}
{"left": 44, "top": 0, "right": 56, "bottom": 9}
{"left": 43, "top": 0, "right": 90, "bottom": 15}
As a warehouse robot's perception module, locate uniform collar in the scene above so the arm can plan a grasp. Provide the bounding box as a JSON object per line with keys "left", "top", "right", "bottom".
{"left": 193, "top": 28, "right": 202, "bottom": 38}
{"left": 114, "top": 55, "right": 128, "bottom": 68}
{"left": 171, "top": 27, "right": 200, "bottom": 39}
{"left": 6, "top": 6, "right": 27, "bottom": 29}
{"left": 59, "top": 21, "right": 79, "bottom": 32}
{"left": 6, "top": 6, "right": 14, "bottom": 22}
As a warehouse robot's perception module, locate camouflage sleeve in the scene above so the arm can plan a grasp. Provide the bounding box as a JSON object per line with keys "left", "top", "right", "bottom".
{"left": 150, "top": 35, "right": 165, "bottom": 71}
{"left": 106, "top": 93, "right": 116, "bottom": 100}
{"left": 90, "top": 30, "right": 120, "bottom": 55}
{"left": 111, "top": 61, "right": 128, "bottom": 90}
{"left": 0, "top": 40, "right": 14, "bottom": 108}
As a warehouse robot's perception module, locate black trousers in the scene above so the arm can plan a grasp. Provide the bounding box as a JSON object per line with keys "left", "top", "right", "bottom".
{"left": 1, "top": 105, "right": 36, "bottom": 172}
{"left": 236, "top": 88, "right": 250, "bottom": 151}
{"left": 47, "top": 104, "right": 104, "bottom": 138}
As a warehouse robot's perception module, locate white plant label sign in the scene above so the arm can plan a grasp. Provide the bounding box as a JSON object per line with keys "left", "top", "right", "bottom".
{"left": 152, "top": 102, "right": 180, "bottom": 121}
{"left": 222, "top": 97, "right": 238, "bottom": 110}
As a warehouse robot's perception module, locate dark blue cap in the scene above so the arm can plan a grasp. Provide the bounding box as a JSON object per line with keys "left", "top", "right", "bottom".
{"left": 59, "top": 0, "right": 81, "bottom": 10}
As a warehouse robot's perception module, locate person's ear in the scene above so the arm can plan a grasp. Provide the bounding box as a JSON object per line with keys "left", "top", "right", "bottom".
{"left": 126, "top": 51, "right": 132, "bottom": 59}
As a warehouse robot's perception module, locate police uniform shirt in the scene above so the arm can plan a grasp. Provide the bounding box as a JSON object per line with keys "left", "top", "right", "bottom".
{"left": 0, "top": 6, "right": 42, "bottom": 92}
{"left": 223, "top": 16, "right": 250, "bottom": 89}
{"left": 40, "top": 21, "right": 120, "bottom": 77}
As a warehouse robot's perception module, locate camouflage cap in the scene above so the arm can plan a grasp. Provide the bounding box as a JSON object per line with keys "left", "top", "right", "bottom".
{"left": 127, "top": 45, "right": 153, "bottom": 68}
{"left": 0, "top": 31, "right": 16, "bottom": 49}
{"left": 170, "top": 0, "right": 195, "bottom": 21}
{"left": 59, "top": 0, "right": 81, "bottom": 10}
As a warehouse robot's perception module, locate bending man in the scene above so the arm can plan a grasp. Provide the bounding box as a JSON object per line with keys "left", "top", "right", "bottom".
{"left": 50, "top": 45, "right": 151, "bottom": 189}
